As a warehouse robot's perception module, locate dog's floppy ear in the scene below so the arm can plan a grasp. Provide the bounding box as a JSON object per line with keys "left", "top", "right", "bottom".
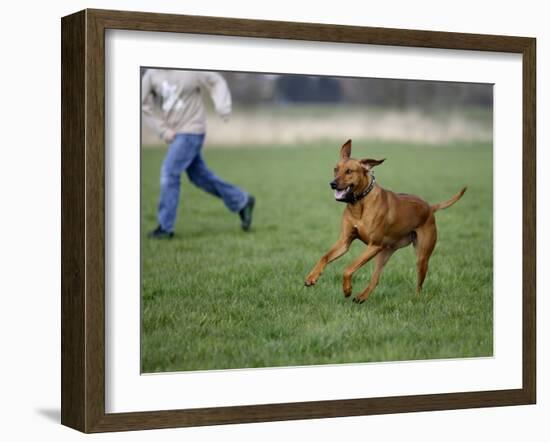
{"left": 360, "top": 158, "right": 385, "bottom": 171}
{"left": 340, "top": 139, "right": 352, "bottom": 160}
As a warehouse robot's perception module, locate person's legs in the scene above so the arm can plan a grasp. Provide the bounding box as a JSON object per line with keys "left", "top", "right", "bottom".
{"left": 156, "top": 134, "right": 203, "bottom": 232}
{"left": 186, "top": 151, "right": 249, "bottom": 213}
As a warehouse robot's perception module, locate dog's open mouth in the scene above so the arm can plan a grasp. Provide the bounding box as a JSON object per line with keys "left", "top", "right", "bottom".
{"left": 334, "top": 185, "right": 353, "bottom": 201}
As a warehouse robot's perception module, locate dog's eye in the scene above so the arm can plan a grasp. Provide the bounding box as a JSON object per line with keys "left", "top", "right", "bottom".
{"left": 345, "top": 169, "right": 352, "bottom": 175}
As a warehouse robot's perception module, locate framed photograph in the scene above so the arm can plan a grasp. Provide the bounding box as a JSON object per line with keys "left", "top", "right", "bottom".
{"left": 61, "top": 9, "right": 536, "bottom": 433}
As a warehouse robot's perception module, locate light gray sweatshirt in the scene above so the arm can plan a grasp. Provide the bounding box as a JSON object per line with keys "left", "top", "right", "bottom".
{"left": 141, "top": 69, "right": 231, "bottom": 139}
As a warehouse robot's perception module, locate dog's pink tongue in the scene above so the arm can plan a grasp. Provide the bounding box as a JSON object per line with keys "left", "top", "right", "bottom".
{"left": 334, "top": 189, "right": 346, "bottom": 199}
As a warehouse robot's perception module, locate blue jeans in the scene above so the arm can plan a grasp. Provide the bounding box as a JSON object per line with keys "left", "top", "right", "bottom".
{"left": 157, "top": 133, "right": 249, "bottom": 232}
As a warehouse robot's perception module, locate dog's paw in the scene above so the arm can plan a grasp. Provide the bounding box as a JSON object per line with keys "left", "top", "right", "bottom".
{"left": 304, "top": 277, "right": 317, "bottom": 287}
{"left": 352, "top": 296, "right": 365, "bottom": 304}
{"left": 343, "top": 281, "right": 352, "bottom": 298}
{"left": 304, "top": 271, "right": 320, "bottom": 287}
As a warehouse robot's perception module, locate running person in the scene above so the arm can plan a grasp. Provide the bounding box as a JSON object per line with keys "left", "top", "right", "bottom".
{"left": 142, "top": 69, "right": 255, "bottom": 238}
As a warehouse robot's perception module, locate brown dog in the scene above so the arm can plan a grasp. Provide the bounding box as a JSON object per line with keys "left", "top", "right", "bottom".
{"left": 304, "top": 139, "right": 466, "bottom": 303}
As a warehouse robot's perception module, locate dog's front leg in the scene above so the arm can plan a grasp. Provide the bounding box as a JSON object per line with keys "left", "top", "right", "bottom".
{"left": 342, "top": 244, "right": 383, "bottom": 298}
{"left": 305, "top": 236, "right": 352, "bottom": 287}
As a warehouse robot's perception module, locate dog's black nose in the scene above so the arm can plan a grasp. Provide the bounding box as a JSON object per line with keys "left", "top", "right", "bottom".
{"left": 330, "top": 180, "right": 338, "bottom": 189}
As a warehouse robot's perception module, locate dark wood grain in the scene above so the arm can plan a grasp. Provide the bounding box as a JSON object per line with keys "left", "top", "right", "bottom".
{"left": 522, "top": 38, "right": 536, "bottom": 403}
{"left": 89, "top": 8, "right": 532, "bottom": 52}
{"left": 85, "top": 10, "right": 108, "bottom": 432}
{"left": 61, "top": 8, "right": 537, "bottom": 433}
{"left": 61, "top": 10, "right": 86, "bottom": 432}
{"left": 89, "top": 389, "right": 531, "bottom": 433}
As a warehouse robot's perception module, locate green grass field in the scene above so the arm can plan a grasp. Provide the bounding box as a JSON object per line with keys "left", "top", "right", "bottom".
{"left": 141, "top": 141, "right": 493, "bottom": 373}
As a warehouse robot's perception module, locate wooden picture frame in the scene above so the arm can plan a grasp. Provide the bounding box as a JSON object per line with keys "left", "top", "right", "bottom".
{"left": 61, "top": 8, "right": 536, "bottom": 433}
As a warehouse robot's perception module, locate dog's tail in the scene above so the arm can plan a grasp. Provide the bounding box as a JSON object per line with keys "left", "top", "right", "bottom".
{"left": 431, "top": 187, "right": 467, "bottom": 212}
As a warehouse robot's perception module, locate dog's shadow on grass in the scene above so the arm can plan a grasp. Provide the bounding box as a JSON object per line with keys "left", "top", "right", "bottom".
{"left": 330, "top": 286, "right": 438, "bottom": 310}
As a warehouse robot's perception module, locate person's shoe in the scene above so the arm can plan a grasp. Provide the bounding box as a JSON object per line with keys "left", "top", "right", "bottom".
{"left": 147, "top": 225, "right": 174, "bottom": 239}
{"left": 238, "top": 195, "right": 255, "bottom": 232}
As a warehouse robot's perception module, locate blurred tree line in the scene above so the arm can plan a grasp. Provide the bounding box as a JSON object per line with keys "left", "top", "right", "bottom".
{"left": 141, "top": 69, "right": 491, "bottom": 110}
{"left": 222, "top": 72, "right": 492, "bottom": 109}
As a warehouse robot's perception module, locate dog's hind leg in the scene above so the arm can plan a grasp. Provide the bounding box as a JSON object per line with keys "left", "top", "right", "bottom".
{"left": 413, "top": 217, "right": 437, "bottom": 294}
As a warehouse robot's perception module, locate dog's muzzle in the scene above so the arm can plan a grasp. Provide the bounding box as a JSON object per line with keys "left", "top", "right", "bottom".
{"left": 331, "top": 182, "right": 353, "bottom": 202}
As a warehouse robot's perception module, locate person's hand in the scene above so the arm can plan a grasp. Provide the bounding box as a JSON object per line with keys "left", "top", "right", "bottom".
{"left": 163, "top": 128, "right": 176, "bottom": 144}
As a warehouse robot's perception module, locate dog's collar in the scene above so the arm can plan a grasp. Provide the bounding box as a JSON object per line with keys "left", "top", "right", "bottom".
{"left": 349, "top": 175, "right": 376, "bottom": 204}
